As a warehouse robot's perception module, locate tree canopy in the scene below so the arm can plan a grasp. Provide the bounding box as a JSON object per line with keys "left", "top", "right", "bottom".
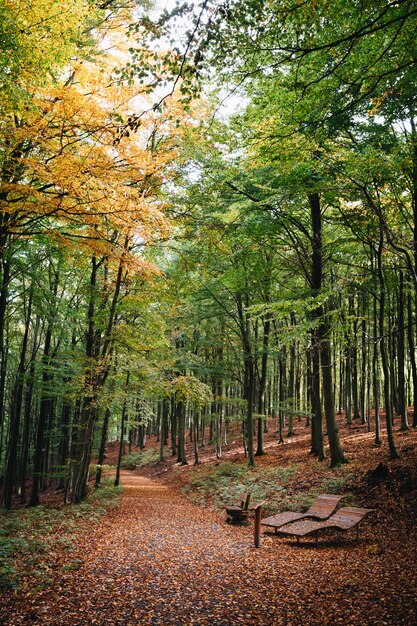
{"left": 1, "top": 0, "right": 417, "bottom": 509}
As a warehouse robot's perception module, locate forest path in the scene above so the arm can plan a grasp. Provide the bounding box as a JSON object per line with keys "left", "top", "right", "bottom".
{"left": 5, "top": 470, "right": 416, "bottom": 626}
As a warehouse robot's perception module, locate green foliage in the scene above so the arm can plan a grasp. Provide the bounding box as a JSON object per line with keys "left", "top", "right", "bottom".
{"left": 181, "top": 459, "right": 353, "bottom": 517}
{"left": 182, "top": 461, "right": 297, "bottom": 509}
{"left": 120, "top": 449, "right": 159, "bottom": 470}
{"left": 171, "top": 375, "right": 212, "bottom": 408}
{"left": 0, "top": 479, "right": 121, "bottom": 589}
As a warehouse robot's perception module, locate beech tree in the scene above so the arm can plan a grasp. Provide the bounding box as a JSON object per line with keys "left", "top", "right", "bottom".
{"left": 0, "top": 0, "right": 194, "bottom": 507}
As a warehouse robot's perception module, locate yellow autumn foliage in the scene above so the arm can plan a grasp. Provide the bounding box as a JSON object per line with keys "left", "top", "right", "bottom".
{"left": 0, "top": 5, "right": 193, "bottom": 269}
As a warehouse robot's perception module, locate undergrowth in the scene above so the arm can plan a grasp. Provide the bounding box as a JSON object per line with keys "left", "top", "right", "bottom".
{"left": 182, "top": 462, "right": 297, "bottom": 509}
{"left": 120, "top": 449, "right": 159, "bottom": 470}
{"left": 0, "top": 478, "right": 121, "bottom": 591}
{"left": 181, "top": 460, "right": 353, "bottom": 516}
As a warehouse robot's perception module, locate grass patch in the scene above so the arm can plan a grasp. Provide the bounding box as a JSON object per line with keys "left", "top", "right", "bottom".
{"left": 0, "top": 478, "right": 121, "bottom": 590}
{"left": 120, "top": 449, "right": 159, "bottom": 470}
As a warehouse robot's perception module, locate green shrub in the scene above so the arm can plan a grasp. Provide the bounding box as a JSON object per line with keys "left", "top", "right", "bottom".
{"left": 120, "top": 449, "right": 159, "bottom": 469}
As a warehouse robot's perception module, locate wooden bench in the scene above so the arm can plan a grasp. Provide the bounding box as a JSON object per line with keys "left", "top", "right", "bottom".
{"left": 261, "top": 494, "right": 343, "bottom": 532}
{"left": 225, "top": 492, "right": 250, "bottom": 525}
{"left": 274, "top": 506, "right": 375, "bottom": 544}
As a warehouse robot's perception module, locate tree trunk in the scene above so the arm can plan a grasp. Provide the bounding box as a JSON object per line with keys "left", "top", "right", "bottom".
{"left": 56, "top": 398, "right": 71, "bottom": 492}
{"left": 19, "top": 325, "right": 39, "bottom": 504}
{"left": 373, "top": 292, "right": 381, "bottom": 445}
{"left": 171, "top": 395, "right": 177, "bottom": 456}
{"left": 309, "top": 192, "right": 345, "bottom": 467}
{"left": 256, "top": 315, "right": 270, "bottom": 454}
{"left": 95, "top": 406, "right": 111, "bottom": 488}
{"left": 28, "top": 322, "right": 54, "bottom": 506}
{"left": 376, "top": 233, "right": 399, "bottom": 459}
{"left": 0, "top": 251, "right": 10, "bottom": 457}
{"left": 115, "top": 372, "right": 130, "bottom": 487}
{"left": 319, "top": 319, "right": 346, "bottom": 467}
{"left": 310, "top": 336, "right": 325, "bottom": 459}
{"left": 360, "top": 295, "right": 367, "bottom": 425}
{"left": 345, "top": 337, "right": 352, "bottom": 425}
{"left": 278, "top": 347, "right": 286, "bottom": 445}
{"left": 2, "top": 285, "right": 32, "bottom": 508}
{"left": 236, "top": 292, "right": 255, "bottom": 466}
{"left": 71, "top": 256, "right": 99, "bottom": 503}
{"left": 397, "top": 272, "right": 408, "bottom": 430}
{"left": 176, "top": 399, "right": 187, "bottom": 465}
{"left": 193, "top": 410, "right": 200, "bottom": 465}
{"left": 28, "top": 265, "right": 60, "bottom": 506}
{"left": 407, "top": 291, "right": 417, "bottom": 427}
{"left": 350, "top": 297, "right": 360, "bottom": 420}
{"left": 159, "top": 398, "right": 169, "bottom": 462}
{"left": 287, "top": 322, "right": 296, "bottom": 438}
{"left": 71, "top": 244, "right": 125, "bottom": 503}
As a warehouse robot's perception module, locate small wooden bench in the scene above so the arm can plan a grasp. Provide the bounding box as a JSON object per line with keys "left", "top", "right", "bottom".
{"left": 225, "top": 492, "right": 250, "bottom": 525}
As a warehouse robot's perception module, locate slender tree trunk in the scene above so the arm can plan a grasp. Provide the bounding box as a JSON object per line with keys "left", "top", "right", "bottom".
{"left": 310, "top": 336, "right": 324, "bottom": 459}
{"left": 319, "top": 319, "right": 346, "bottom": 467}
{"left": 245, "top": 355, "right": 255, "bottom": 466}
{"left": 256, "top": 315, "right": 270, "bottom": 454}
{"left": 28, "top": 322, "right": 54, "bottom": 506}
{"left": 287, "top": 324, "right": 296, "bottom": 438}
{"left": 193, "top": 410, "right": 200, "bottom": 465}
{"left": 2, "top": 286, "right": 32, "bottom": 508}
{"left": 0, "top": 251, "right": 10, "bottom": 456}
{"left": 388, "top": 307, "right": 399, "bottom": 418}
{"left": 171, "top": 395, "right": 177, "bottom": 456}
{"left": 350, "top": 297, "right": 360, "bottom": 420}
{"left": 236, "top": 292, "right": 255, "bottom": 465}
{"left": 71, "top": 256, "right": 99, "bottom": 503}
{"left": 373, "top": 292, "right": 381, "bottom": 445}
{"left": 95, "top": 406, "right": 111, "bottom": 488}
{"left": 309, "top": 192, "right": 345, "bottom": 467}
{"left": 71, "top": 244, "right": 125, "bottom": 503}
{"left": 278, "top": 351, "right": 285, "bottom": 445}
{"left": 306, "top": 348, "right": 312, "bottom": 428}
{"left": 159, "top": 399, "right": 169, "bottom": 462}
{"left": 214, "top": 348, "right": 223, "bottom": 458}
{"left": 397, "top": 272, "right": 409, "bottom": 430}
{"left": 56, "top": 398, "right": 71, "bottom": 491}
{"left": 137, "top": 398, "right": 146, "bottom": 449}
{"left": 407, "top": 291, "right": 417, "bottom": 427}
{"left": 115, "top": 372, "right": 130, "bottom": 487}
{"left": 409, "top": 114, "right": 417, "bottom": 426}
{"left": 338, "top": 345, "right": 344, "bottom": 415}
{"left": 345, "top": 337, "right": 352, "bottom": 425}
{"left": 360, "top": 294, "right": 367, "bottom": 425}
{"left": 176, "top": 399, "right": 187, "bottom": 465}
{"left": 29, "top": 265, "right": 60, "bottom": 506}
{"left": 377, "top": 233, "right": 399, "bottom": 459}
{"left": 19, "top": 331, "right": 38, "bottom": 504}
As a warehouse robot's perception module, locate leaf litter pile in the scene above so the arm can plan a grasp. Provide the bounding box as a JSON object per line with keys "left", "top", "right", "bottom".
{"left": 1, "top": 422, "right": 417, "bottom": 626}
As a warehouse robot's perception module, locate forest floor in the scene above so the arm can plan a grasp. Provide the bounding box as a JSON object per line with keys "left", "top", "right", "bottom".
{"left": 1, "top": 418, "right": 417, "bottom": 625}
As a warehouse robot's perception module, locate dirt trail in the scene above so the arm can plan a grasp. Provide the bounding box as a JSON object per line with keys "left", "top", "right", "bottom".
{"left": 4, "top": 470, "right": 416, "bottom": 626}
